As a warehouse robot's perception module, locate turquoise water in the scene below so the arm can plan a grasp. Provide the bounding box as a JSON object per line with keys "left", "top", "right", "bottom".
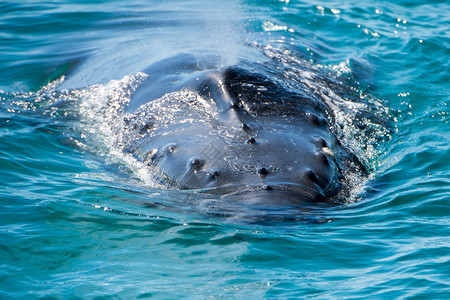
{"left": 1, "top": 0, "right": 449, "bottom": 298}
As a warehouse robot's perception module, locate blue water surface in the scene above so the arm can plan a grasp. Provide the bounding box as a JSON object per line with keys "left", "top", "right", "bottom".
{"left": 0, "top": 0, "right": 449, "bottom": 298}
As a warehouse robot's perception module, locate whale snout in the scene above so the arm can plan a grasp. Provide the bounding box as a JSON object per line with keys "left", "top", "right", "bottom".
{"left": 125, "top": 64, "right": 363, "bottom": 207}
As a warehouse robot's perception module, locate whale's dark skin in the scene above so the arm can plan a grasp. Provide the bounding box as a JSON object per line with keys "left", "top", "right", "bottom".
{"left": 120, "top": 54, "right": 364, "bottom": 205}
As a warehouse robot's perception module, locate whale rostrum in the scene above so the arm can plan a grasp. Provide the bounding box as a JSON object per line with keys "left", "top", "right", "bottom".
{"left": 115, "top": 57, "right": 366, "bottom": 205}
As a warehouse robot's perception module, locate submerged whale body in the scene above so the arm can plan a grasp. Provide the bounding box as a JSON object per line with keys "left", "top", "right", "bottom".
{"left": 116, "top": 53, "right": 366, "bottom": 205}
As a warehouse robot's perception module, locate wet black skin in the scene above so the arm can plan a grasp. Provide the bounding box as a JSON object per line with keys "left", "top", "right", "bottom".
{"left": 124, "top": 55, "right": 361, "bottom": 205}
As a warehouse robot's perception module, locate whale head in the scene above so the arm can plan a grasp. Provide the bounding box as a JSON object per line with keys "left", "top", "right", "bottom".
{"left": 126, "top": 65, "right": 360, "bottom": 205}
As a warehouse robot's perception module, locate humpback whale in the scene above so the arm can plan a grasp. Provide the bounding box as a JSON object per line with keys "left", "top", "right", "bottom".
{"left": 105, "top": 53, "right": 367, "bottom": 206}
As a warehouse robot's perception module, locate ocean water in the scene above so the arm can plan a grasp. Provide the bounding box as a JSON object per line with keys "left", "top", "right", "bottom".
{"left": 0, "top": 0, "right": 449, "bottom": 298}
